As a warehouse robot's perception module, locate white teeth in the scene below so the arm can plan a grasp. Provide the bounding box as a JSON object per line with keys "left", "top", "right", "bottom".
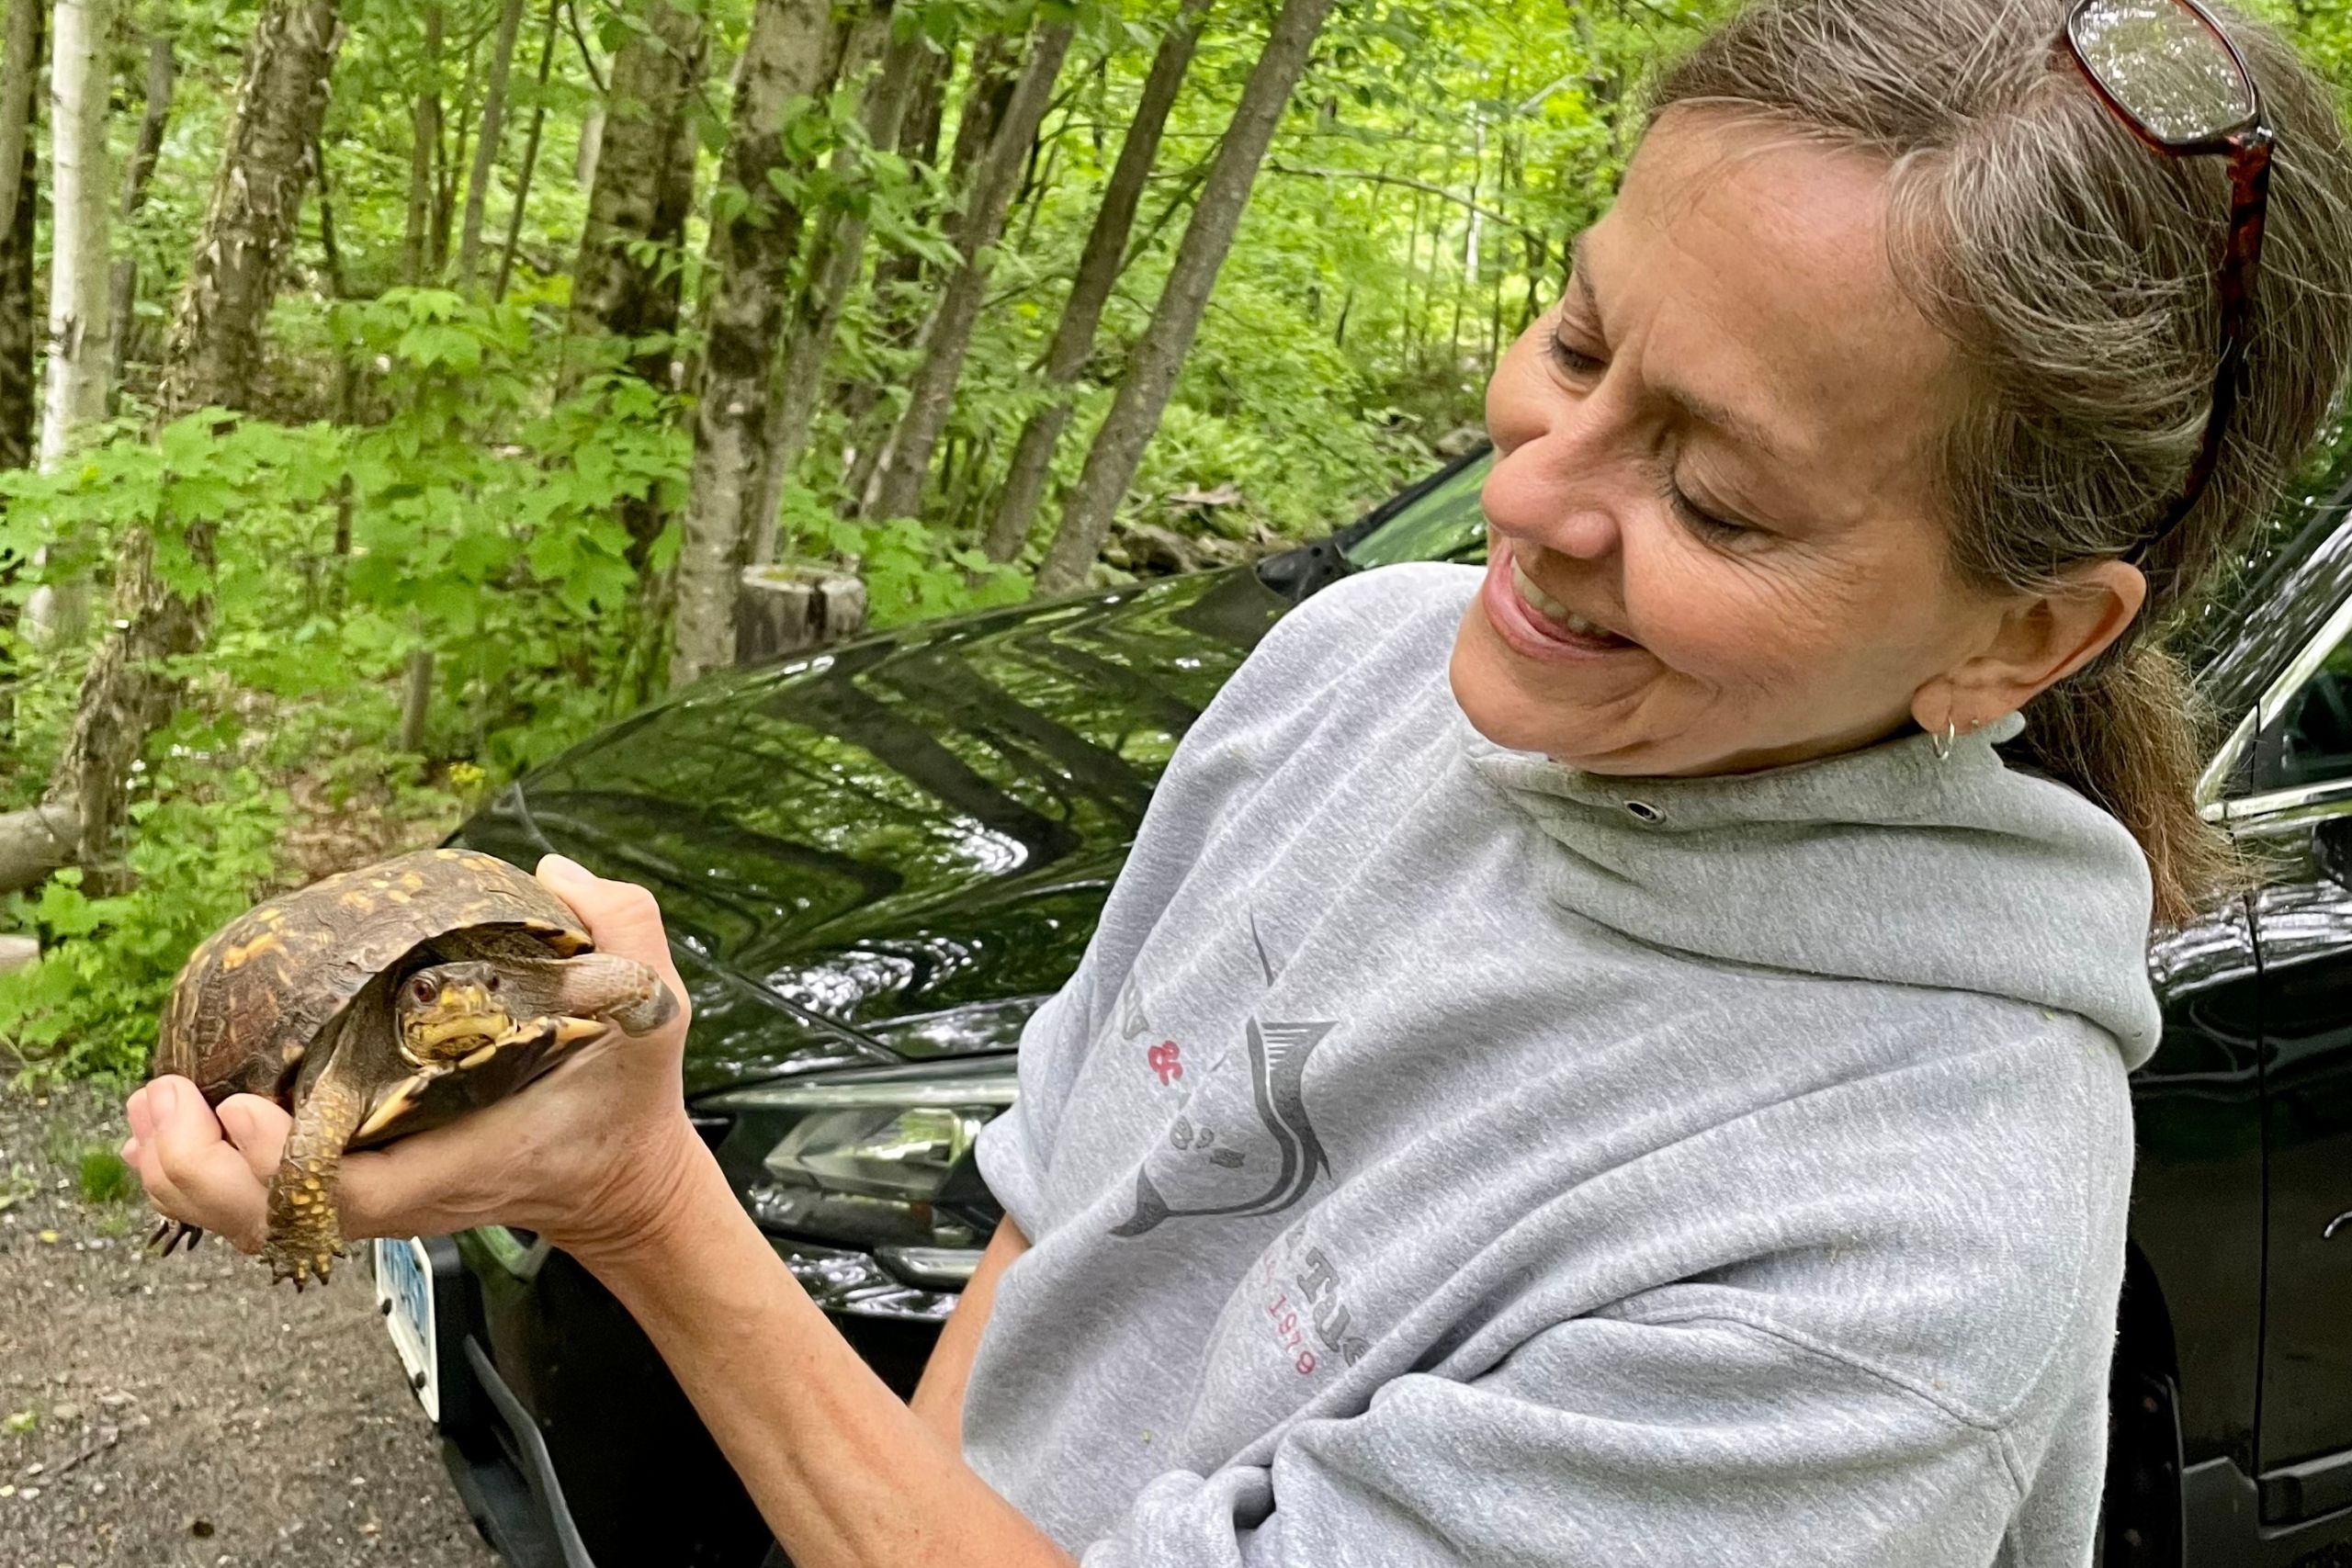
{"left": 1510, "top": 555, "right": 1616, "bottom": 639}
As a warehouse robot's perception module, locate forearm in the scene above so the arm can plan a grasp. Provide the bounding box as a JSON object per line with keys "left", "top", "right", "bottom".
{"left": 909, "top": 1215, "right": 1029, "bottom": 1450}
{"left": 582, "top": 1149, "right": 1073, "bottom": 1568}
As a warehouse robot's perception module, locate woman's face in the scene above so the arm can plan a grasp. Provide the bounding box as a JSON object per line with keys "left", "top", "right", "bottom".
{"left": 1455, "top": 110, "right": 2102, "bottom": 777}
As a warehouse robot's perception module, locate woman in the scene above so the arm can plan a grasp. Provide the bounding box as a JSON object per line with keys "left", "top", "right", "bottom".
{"left": 126, "top": 0, "right": 2352, "bottom": 1562}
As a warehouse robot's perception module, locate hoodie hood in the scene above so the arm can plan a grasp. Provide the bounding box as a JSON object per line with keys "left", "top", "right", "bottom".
{"left": 1456, "top": 708, "right": 2164, "bottom": 1070}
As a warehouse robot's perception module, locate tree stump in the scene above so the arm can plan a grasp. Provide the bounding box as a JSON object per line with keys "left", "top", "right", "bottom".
{"left": 734, "top": 560, "right": 867, "bottom": 666}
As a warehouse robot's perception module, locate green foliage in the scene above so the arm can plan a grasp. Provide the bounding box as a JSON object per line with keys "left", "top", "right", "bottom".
{"left": 797, "top": 493, "right": 1032, "bottom": 627}
{"left": 76, "top": 1146, "right": 140, "bottom": 1205}
{"left": 8, "top": 0, "right": 2350, "bottom": 1088}
{"left": 0, "top": 776, "right": 288, "bottom": 1084}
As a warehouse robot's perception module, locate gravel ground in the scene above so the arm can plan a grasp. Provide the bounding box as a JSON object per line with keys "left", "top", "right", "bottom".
{"left": 0, "top": 1081, "right": 499, "bottom": 1568}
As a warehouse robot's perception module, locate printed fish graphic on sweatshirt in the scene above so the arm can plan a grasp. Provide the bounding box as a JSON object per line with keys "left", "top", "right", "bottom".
{"left": 1110, "top": 910, "right": 1337, "bottom": 1237}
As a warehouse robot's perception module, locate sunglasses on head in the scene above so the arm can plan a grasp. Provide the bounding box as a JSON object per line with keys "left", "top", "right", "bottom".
{"left": 2063, "top": 0, "right": 2275, "bottom": 548}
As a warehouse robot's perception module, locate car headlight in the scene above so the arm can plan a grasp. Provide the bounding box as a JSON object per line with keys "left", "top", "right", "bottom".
{"left": 700, "top": 1069, "right": 1015, "bottom": 1289}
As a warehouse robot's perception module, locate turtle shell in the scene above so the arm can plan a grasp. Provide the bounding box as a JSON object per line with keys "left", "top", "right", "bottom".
{"left": 153, "top": 847, "right": 592, "bottom": 1105}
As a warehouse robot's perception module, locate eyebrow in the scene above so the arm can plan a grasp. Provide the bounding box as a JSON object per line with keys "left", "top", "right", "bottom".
{"left": 1566, "top": 232, "right": 1796, "bottom": 467}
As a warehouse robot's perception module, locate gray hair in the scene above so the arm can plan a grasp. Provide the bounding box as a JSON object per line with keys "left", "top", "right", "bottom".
{"left": 1654, "top": 0, "right": 2352, "bottom": 929}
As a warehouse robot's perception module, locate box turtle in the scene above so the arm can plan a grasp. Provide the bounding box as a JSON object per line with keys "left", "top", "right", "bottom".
{"left": 151, "top": 847, "right": 677, "bottom": 1287}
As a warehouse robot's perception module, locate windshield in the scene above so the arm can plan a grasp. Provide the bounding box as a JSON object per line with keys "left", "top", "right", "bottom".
{"left": 1341, "top": 451, "right": 1494, "bottom": 568}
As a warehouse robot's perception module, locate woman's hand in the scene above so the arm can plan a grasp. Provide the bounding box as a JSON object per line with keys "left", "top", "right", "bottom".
{"left": 123, "top": 854, "right": 713, "bottom": 1269}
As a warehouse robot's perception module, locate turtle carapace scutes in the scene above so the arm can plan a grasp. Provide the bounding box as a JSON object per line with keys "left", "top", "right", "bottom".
{"left": 152, "top": 847, "right": 677, "bottom": 1287}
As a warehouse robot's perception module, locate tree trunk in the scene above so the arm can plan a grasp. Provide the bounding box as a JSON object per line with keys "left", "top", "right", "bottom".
{"left": 404, "top": 4, "right": 445, "bottom": 285}
{"left": 751, "top": 7, "right": 925, "bottom": 561}
{"left": 30, "top": 0, "right": 342, "bottom": 887}
{"left": 0, "top": 0, "right": 32, "bottom": 262}
{"left": 39, "top": 0, "right": 111, "bottom": 465}
{"left": 983, "top": 0, "right": 1211, "bottom": 562}
{"left": 831, "top": 24, "right": 949, "bottom": 463}
{"left": 456, "top": 0, "right": 527, "bottom": 291}
{"left": 1036, "top": 0, "right": 1334, "bottom": 594}
{"left": 106, "top": 27, "right": 175, "bottom": 389}
{"left": 563, "top": 0, "right": 707, "bottom": 579}
{"left": 565, "top": 0, "right": 705, "bottom": 389}
{"left": 0, "top": 0, "right": 40, "bottom": 473}
{"left": 668, "top": 0, "right": 837, "bottom": 687}
{"left": 432, "top": 9, "right": 480, "bottom": 276}
{"left": 495, "top": 0, "right": 563, "bottom": 301}
{"left": 855, "top": 17, "right": 1075, "bottom": 524}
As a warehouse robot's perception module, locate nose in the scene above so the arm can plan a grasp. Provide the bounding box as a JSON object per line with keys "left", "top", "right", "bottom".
{"left": 1486, "top": 416, "right": 1631, "bottom": 564}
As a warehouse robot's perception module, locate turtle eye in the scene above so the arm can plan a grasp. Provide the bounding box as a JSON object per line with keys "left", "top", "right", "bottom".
{"left": 410, "top": 976, "right": 437, "bottom": 1006}
{"left": 484, "top": 973, "right": 501, "bottom": 993}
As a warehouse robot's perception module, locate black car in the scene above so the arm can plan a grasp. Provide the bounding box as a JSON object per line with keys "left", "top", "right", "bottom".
{"left": 369, "top": 439, "right": 2352, "bottom": 1568}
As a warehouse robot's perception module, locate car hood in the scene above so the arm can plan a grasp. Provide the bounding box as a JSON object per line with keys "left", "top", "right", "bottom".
{"left": 451, "top": 566, "right": 1290, "bottom": 1095}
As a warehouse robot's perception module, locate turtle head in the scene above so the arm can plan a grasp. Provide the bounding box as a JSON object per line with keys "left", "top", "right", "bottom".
{"left": 394, "top": 962, "right": 519, "bottom": 1065}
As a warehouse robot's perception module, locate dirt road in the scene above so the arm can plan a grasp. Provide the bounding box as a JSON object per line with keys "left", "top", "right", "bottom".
{"left": 0, "top": 1083, "right": 499, "bottom": 1568}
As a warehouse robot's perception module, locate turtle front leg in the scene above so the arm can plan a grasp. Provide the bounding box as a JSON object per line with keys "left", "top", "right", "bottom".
{"left": 264, "top": 1050, "right": 371, "bottom": 1290}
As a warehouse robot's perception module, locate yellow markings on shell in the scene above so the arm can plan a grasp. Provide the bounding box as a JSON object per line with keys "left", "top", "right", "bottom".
{"left": 214, "top": 931, "right": 286, "bottom": 973}
{"left": 400, "top": 871, "right": 427, "bottom": 891}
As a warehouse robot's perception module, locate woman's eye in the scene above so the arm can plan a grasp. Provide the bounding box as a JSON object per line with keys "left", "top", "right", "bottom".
{"left": 1663, "top": 476, "right": 1752, "bottom": 540}
{"left": 1547, "top": 334, "right": 1604, "bottom": 378}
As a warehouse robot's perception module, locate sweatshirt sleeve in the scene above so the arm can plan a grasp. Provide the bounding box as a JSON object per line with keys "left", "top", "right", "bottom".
{"left": 972, "top": 944, "right": 1102, "bottom": 1240}
{"left": 1076, "top": 1310, "right": 2029, "bottom": 1568}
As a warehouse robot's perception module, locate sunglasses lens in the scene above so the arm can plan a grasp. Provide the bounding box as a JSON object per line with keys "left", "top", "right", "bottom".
{"left": 2071, "top": 0, "right": 2256, "bottom": 144}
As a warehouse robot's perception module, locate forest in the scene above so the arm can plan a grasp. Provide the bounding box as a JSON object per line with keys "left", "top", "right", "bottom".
{"left": 0, "top": 0, "right": 2343, "bottom": 1083}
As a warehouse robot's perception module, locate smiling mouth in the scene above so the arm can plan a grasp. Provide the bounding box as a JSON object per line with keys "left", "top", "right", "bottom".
{"left": 1505, "top": 545, "right": 1638, "bottom": 649}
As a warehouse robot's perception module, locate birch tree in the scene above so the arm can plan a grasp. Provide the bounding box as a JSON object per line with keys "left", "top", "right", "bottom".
{"left": 38, "top": 0, "right": 111, "bottom": 467}
{"left": 668, "top": 0, "right": 838, "bottom": 685}
{"left": 0, "top": 0, "right": 344, "bottom": 889}
{"left": 984, "top": 0, "right": 1213, "bottom": 561}
{"left": 1038, "top": 0, "right": 1336, "bottom": 593}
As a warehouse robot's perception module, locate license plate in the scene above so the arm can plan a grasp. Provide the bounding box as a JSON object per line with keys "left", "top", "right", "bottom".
{"left": 374, "top": 1236, "right": 440, "bottom": 1423}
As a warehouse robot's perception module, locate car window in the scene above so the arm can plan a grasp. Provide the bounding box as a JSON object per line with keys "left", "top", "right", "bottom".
{"left": 2264, "top": 630, "right": 2352, "bottom": 793}
{"left": 1341, "top": 453, "right": 1493, "bottom": 568}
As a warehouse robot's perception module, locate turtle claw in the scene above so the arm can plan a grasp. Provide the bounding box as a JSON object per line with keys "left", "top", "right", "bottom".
{"left": 147, "top": 1219, "right": 205, "bottom": 1256}
{"left": 264, "top": 1235, "right": 341, "bottom": 1291}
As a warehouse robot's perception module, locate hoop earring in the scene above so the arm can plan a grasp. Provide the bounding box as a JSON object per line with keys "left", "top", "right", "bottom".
{"left": 1931, "top": 720, "right": 1957, "bottom": 762}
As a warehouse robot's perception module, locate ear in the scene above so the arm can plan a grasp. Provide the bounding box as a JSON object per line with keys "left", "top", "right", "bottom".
{"left": 1911, "top": 558, "right": 2148, "bottom": 734}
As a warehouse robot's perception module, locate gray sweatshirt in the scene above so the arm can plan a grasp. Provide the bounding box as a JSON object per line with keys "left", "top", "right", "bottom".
{"left": 967, "top": 562, "right": 2161, "bottom": 1567}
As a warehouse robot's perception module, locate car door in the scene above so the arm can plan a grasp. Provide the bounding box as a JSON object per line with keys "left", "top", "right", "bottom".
{"left": 2238, "top": 592, "right": 2352, "bottom": 1522}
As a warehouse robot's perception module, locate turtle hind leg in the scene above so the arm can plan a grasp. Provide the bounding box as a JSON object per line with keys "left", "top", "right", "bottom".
{"left": 263, "top": 1049, "right": 370, "bottom": 1291}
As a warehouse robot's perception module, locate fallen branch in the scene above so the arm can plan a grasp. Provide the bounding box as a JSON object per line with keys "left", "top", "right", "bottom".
{"left": 0, "top": 802, "right": 77, "bottom": 896}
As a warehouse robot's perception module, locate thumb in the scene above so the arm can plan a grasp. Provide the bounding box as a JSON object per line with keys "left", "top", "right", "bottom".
{"left": 535, "top": 853, "right": 681, "bottom": 987}
{"left": 217, "top": 1094, "right": 292, "bottom": 1184}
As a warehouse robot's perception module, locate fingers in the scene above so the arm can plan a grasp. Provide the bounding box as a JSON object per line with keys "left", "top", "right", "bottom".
{"left": 124, "top": 1077, "right": 269, "bottom": 1253}
{"left": 535, "top": 854, "right": 688, "bottom": 1004}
